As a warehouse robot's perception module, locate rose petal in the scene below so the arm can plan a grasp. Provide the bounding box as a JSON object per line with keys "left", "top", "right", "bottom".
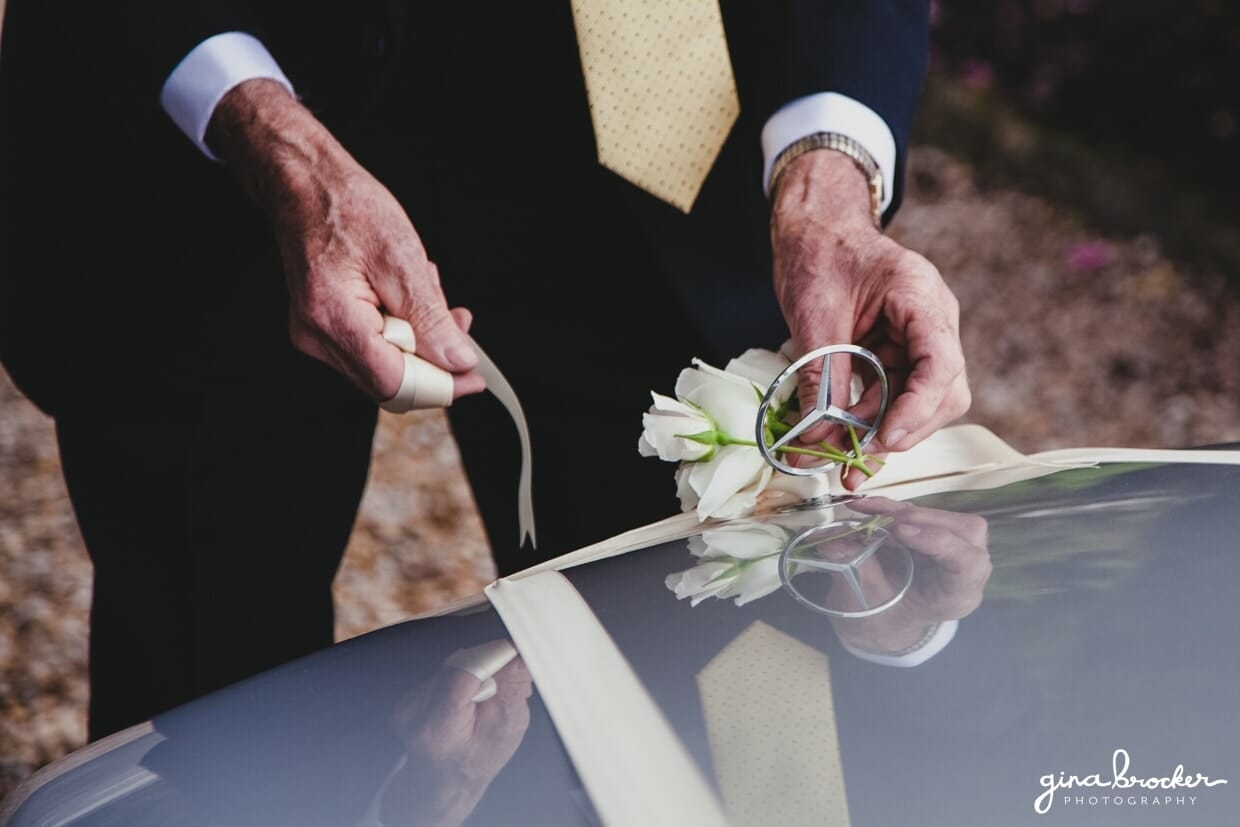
{"left": 725, "top": 349, "right": 791, "bottom": 397}
{"left": 675, "top": 465, "right": 700, "bottom": 513}
{"left": 729, "top": 556, "right": 784, "bottom": 606}
{"left": 690, "top": 446, "right": 767, "bottom": 519}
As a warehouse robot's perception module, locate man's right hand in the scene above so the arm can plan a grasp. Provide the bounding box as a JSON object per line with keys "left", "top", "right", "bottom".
{"left": 206, "top": 79, "right": 485, "bottom": 402}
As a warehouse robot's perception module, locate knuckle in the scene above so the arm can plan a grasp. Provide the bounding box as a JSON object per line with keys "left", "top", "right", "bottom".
{"left": 408, "top": 301, "right": 452, "bottom": 333}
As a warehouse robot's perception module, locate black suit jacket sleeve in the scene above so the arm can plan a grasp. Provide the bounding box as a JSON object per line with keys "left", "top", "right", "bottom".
{"left": 787, "top": 1, "right": 929, "bottom": 127}
{"left": 2, "top": 1, "right": 264, "bottom": 101}
{"left": 773, "top": 0, "right": 930, "bottom": 221}
{"left": 116, "top": 1, "right": 266, "bottom": 99}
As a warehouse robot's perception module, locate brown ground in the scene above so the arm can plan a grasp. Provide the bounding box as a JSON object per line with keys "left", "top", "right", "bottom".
{"left": 2, "top": 145, "right": 1238, "bottom": 799}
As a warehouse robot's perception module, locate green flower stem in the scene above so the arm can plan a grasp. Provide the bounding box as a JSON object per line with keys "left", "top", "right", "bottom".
{"left": 676, "top": 419, "right": 883, "bottom": 479}
{"left": 729, "top": 437, "right": 880, "bottom": 478}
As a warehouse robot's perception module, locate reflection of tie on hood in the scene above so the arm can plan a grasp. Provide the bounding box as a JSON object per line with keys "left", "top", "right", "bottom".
{"left": 698, "top": 621, "right": 852, "bottom": 827}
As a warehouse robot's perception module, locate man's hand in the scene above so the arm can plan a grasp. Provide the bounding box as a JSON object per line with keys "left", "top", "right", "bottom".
{"left": 207, "top": 79, "right": 485, "bottom": 402}
{"left": 771, "top": 150, "right": 970, "bottom": 489}
{"left": 387, "top": 656, "right": 533, "bottom": 827}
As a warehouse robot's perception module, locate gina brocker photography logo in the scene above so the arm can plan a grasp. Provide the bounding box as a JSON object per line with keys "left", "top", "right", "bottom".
{"left": 1035, "top": 748, "right": 1228, "bottom": 815}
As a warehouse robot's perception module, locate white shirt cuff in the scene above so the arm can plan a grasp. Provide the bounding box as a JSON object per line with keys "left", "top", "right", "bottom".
{"left": 761, "top": 92, "right": 897, "bottom": 213}
{"left": 159, "top": 32, "right": 295, "bottom": 161}
{"left": 838, "top": 619, "right": 958, "bottom": 668}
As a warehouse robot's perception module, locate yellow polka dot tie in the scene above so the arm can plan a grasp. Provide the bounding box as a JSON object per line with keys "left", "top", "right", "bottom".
{"left": 570, "top": 0, "right": 740, "bottom": 213}
{"left": 697, "top": 621, "right": 853, "bottom": 827}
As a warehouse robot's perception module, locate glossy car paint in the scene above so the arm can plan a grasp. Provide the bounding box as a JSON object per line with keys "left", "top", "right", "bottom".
{"left": 4, "top": 459, "right": 1239, "bottom": 826}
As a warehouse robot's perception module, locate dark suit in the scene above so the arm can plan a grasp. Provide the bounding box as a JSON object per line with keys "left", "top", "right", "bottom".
{"left": 0, "top": 1, "right": 929, "bottom": 738}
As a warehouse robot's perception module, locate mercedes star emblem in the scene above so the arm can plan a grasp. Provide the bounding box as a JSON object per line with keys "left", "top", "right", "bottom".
{"left": 755, "top": 344, "right": 890, "bottom": 476}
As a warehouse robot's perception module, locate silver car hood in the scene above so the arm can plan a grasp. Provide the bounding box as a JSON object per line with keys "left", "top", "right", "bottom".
{"left": 5, "top": 440, "right": 1240, "bottom": 826}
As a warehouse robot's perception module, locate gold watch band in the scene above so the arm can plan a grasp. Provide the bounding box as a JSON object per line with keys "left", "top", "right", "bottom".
{"left": 768, "top": 131, "right": 884, "bottom": 228}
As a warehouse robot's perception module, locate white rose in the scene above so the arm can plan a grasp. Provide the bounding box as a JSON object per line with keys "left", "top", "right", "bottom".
{"left": 637, "top": 392, "right": 714, "bottom": 462}
{"left": 670, "top": 356, "right": 787, "bottom": 520}
{"left": 674, "top": 358, "right": 765, "bottom": 440}
{"left": 756, "top": 472, "right": 833, "bottom": 512}
{"left": 675, "top": 446, "right": 771, "bottom": 520}
{"left": 724, "top": 348, "right": 794, "bottom": 403}
{"left": 646, "top": 348, "right": 828, "bottom": 522}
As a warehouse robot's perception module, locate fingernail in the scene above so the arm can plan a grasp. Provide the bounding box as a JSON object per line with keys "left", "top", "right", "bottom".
{"left": 884, "top": 428, "right": 908, "bottom": 448}
{"left": 446, "top": 344, "right": 477, "bottom": 370}
{"left": 897, "top": 523, "right": 921, "bottom": 537}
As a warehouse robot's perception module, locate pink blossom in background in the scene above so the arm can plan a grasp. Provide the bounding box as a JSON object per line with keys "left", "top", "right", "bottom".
{"left": 1066, "top": 240, "right": 1116, "bottom": 272}
{"left": 958, "top": 58, "right": 995, "bottom": 90}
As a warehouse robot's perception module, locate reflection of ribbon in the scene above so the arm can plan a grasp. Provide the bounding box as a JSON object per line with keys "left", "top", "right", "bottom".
{"left": 380, "top": 317, "right": 536, "bottom": 549}
{"left": 445, "top": 639, "right": 519, "bottom": 702}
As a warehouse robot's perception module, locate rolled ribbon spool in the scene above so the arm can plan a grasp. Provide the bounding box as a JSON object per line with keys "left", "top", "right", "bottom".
{"left": 379, "top": 317, "right": 455, "bottom": 412}
{"left": 377, "top": 315, "right": 537, "bottom": 550}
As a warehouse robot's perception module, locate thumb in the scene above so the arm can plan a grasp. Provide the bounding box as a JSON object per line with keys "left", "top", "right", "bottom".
{"left": 403, "top": 296, "right": 479, "bottom": 373}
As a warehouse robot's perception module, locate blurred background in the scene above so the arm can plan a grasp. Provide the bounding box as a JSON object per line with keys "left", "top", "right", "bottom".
{"left": 2, "top": 0, "right": 1238, "bottom": 800}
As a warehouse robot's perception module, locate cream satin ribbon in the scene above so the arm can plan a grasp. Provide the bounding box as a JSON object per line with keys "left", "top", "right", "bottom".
{"left": 379, "top": 316, "right": 537, "bottom": 549}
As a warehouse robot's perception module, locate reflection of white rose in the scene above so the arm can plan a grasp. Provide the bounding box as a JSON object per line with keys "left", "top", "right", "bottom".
{"left": 666, "top": 523, "right": 791, "bottom": 607}
{"left": 665, "top": 556, "right": 782, "bottom": 607}
{"left": 637, "top": 392, "right": 714, "bottom": 462}
{"left": 689, "top": 522, "right": 788, "bottom": 561}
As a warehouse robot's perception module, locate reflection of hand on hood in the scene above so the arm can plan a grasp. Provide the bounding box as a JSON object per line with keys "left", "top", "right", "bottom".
{"left": 830, "top": 498, "right": 991, "bottom": 667}
{"left": 369, "top": 651, "right": 533, "bottom": 827}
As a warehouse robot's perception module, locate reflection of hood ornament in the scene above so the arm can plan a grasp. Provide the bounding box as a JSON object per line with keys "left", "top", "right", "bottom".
{"left": 779, "top": 519, "right": 913, "bottom": 618}
{"left": 755, "top": 344, "right": 889, "bottom": 476}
